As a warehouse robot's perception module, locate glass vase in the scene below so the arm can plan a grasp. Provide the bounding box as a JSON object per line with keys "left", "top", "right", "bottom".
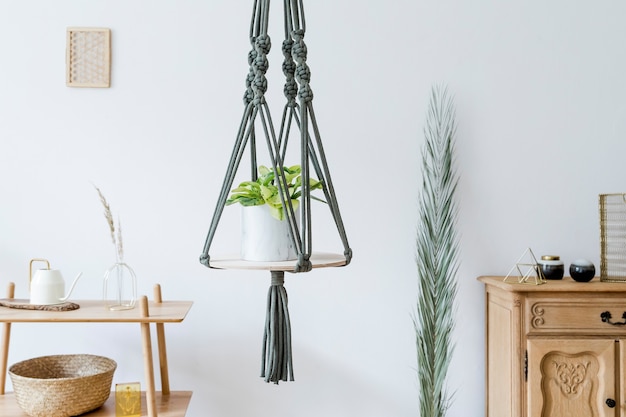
{"left": 103, "top": 262, "right": 137, "bottom": 311}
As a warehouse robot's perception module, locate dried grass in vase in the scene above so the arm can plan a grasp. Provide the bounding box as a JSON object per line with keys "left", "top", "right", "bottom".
{"left": 93, "top": 185, "right": 124, "bottom": 263}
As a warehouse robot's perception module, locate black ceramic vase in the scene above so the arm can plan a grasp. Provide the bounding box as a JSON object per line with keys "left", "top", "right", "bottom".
{"left": 570, "top": 259, "right": 595, "bottom": 282}
{"left": 538, "top": 255, "right": 564, "bottom": 280}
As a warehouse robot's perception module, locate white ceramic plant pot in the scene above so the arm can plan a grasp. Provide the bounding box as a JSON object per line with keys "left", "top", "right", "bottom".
{"left": 241, "top": 205, "right": 299, "bottom": 261}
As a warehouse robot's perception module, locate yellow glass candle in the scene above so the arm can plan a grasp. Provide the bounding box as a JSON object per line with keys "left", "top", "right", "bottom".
{"left": 115, "top": 382, "right": 141, "bottom": 417}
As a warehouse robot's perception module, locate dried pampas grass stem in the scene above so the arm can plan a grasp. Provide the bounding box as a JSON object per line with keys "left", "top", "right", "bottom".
{"left": 94, "top": 185, "right": 124, "bottom": 262}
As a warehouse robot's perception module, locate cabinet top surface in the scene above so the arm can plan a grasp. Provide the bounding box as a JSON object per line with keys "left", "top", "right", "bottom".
{"left": 0, "top": 300, "right": 193, "bottom": 323}
{"left": 478, "top": 275, "right": 626, "bottom": 293}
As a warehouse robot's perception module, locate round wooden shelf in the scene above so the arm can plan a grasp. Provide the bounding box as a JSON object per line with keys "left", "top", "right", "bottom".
{"left": 208, "top": 252, "right": 348, "bottom": 272}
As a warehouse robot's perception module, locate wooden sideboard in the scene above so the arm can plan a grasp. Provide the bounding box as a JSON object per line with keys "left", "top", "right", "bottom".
{"left": 480, "top": 275, "right": 626, "bottom": 417}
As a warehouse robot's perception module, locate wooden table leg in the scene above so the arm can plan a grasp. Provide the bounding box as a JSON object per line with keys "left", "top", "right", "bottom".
{"left": 153, "top": 284, "right": 170, "bottom": 395}
{"left": 140, "top": 295, "right": 157, "bottom": 417}
{"left": 0, "top": 282, "right": 15, "bottom": 395}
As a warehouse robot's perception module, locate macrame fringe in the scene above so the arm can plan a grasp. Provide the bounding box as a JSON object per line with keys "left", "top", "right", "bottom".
{"left": 261, "top": 271, "right": 294, "bottom": 384}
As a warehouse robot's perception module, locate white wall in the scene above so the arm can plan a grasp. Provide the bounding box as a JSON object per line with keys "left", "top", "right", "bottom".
{"left": 1, "top": 1, "right": 626, "bottom": 416}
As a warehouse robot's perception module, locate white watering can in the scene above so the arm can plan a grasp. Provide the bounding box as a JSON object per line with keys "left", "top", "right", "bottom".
{"left": 29, "top": 258, "right": 83, "bottom": 305}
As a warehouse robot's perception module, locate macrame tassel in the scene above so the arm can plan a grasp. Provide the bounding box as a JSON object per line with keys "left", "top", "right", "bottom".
{"left": 261, "top": 271, "right": 294, "bottom": 384}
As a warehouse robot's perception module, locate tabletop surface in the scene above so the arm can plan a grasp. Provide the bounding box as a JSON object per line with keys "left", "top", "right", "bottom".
{"left": 0, "top": 300, "right": 193, "bottom": 323}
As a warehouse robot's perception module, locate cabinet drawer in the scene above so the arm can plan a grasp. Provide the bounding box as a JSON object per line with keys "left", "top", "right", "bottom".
{"left": 526, "top": 298, "right": 626, "bottom": 334}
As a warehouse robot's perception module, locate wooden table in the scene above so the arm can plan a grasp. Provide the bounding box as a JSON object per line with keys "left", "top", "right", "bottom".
{"left": 0, "top": 283, "right": 193, "bottom": 417}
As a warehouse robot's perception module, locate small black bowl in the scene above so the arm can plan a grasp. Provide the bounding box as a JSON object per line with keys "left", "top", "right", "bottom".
{"left": 570, "top": 259, "right": 595, "bottom": 282}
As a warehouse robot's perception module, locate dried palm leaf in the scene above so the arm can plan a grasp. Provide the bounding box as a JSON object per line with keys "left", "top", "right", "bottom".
{"left": 413, "top": 85, "right": 459, "bottom": 417}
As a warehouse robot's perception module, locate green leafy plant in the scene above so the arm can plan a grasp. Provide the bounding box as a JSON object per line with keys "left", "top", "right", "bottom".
{"left": 413, "top": 86, "right": 459, "bottom": 417}
{"left": 226, "top": 164, "right": 324, "bottom": 221}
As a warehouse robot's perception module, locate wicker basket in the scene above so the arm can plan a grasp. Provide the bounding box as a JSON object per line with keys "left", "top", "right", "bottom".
{"left": 600, "top": 193, "right": 626, "bottom": 282}
{"left": 8, "top": 354, "right": 117, "bottom": 417}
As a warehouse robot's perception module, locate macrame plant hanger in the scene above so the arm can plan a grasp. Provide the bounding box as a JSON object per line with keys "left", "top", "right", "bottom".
{"left": 199, "top": 0, "right": 352, "bottom": 384}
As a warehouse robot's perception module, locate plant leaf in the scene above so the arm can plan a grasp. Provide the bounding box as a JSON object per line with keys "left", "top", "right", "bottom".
{"left": 413, "top": 84, "right": 459, "bottom": 417}
{"left": 260, "top": 184, "right": 277, "bottom": 201}
{"left": 225, "top": 164, "right": 325, "bottom": 213}
{"left": 268, "top": 204, "right": 284, "bottom": 221}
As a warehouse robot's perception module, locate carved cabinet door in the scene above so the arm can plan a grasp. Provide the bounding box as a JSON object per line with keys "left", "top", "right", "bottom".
{"left": 527, "top": 339, "right": 617, "bottom": 417}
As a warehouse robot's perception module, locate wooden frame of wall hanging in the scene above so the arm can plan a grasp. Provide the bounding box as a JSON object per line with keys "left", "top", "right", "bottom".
{"left": 66, "top": 27, "right": 111, "bottom": 88}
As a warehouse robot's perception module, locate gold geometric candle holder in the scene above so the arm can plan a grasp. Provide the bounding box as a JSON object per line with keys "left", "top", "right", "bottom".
{"left": 503, "top": 247, "right": 547, "bottom": 285}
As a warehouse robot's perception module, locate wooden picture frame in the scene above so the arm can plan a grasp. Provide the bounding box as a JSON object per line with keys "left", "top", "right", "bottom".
{"left": 66, "top": 27, "right": 111, "bottom": 88}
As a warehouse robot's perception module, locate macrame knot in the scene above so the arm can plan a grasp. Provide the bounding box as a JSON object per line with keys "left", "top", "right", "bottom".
{"left": 294, "top": 254, "right": 312, "bottom": 272}
{"left": 290, "top": 30, "right": 312, "bottom": 103}
{"left": 243, "top": 71, "right": 255, "bottom": 105}
{"left": 252, "top": 74, "right": 268, "bottom": 93}
{"left": 283, "top": 80, "right": 298, "bottom": 105}
{"left": 271, "top": 271, "right": 285, "bottom": 286}
{"left": 252, "top": 69, "right": 265, "bottom": 82}
{"left": 245, "top": 71, "right": 254, "bottom": 88}
{"left": 255, "top": 34, "right": 272, "bottom": 55}
{"left": 291, "top": 39, "right": 307, "bottom": 63}
{"left": 282, "top": 39, "right": 294, "bottom": 57}
{"left": 253, "top": 54, "right": 269, "bottom": 74}
{"left": 281, "top": 39, "right": 297, "bottom": 105}
{"left": 282, "top": 59, "right": 296, "bottom": 78}
{"left": 252, "top": 95, "right": 266, "bottom": 105}
{"left": 198, "top": 254, "right": 210, "bottom": 267}
{"left": 283, "top": 61, "right": 297, "bottom": 102}
{"left": 295, "top": 64, "right": 311, "bottom": 83}
{"left": 242, "top": 48, "right": 257, "bottom": 105}
{"left": 344, "top": 248, "right": 353, "bottom": 265}
{"left": 250, "top": 35, "right": 270, "bottom": 102}
{"left": 298, "top": 85, "right": 313, "bottom": 102}
{"left": 292, "top": 29, "right": 305, "bottom": 42}
{"left": 251, "top": 51, "right": 268, "bottom": 99}
{"left": 248, "top": 48, "right": 257, "bottom": 66}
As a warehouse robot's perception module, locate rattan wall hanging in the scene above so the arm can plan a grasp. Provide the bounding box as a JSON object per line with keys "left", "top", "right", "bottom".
{"left": 66, "top": 27, "right": 111, "bottom": 88}
{"left": 199, "top": 0, "right": 352, "bottom": 384}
